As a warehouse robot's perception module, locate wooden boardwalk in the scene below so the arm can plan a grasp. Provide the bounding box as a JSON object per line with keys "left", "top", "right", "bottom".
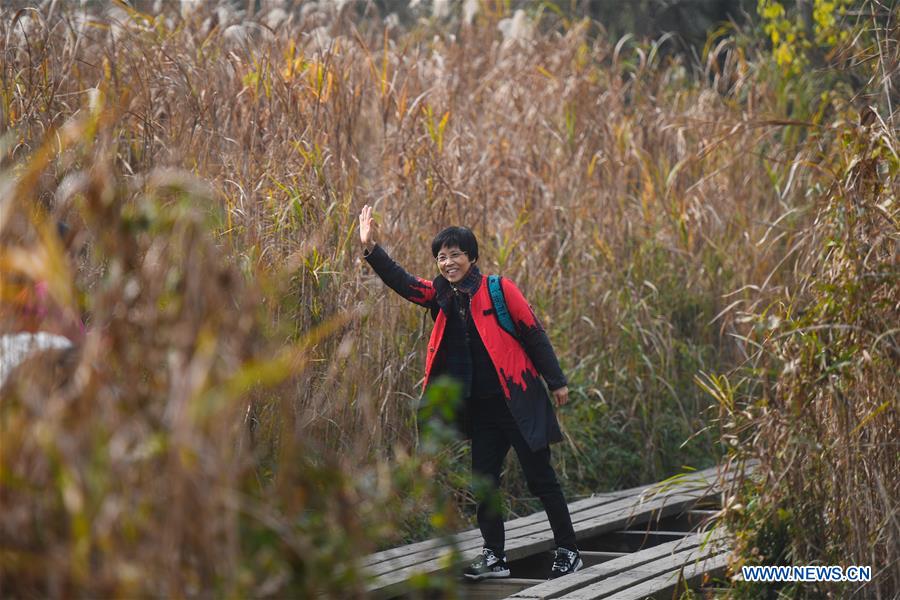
{"left": 364, "top": 464, "right": 738, "bottom": 598}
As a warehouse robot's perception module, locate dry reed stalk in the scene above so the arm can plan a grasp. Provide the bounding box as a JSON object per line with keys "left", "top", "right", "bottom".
{"left": 4, "top": 1, "right": 891, "bottom": 595}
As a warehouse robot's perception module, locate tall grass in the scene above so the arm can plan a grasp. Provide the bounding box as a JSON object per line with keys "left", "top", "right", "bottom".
{"left": 706, "top": 3, "right": 900, "bottom": 596}
{"left": 1, "top": 1, "right": 894, "bottom": 596}
{"left": 712, "top": 109, "right": 899, "bottom": 596}
{"left": 1, "top": 3, "right": 759, "bottom": 472}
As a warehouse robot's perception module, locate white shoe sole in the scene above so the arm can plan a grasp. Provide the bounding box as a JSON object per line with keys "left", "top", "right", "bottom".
{"left": 464, "top": 568, "right": 511, "bottom": 581}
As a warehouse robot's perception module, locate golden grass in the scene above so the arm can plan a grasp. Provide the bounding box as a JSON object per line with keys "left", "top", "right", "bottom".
{"left": 0, "top": 2, "right": 896, "bottom": 596}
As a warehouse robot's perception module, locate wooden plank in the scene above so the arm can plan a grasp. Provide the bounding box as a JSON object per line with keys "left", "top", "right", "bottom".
{"left": 364, "top": 465, "right": 722, "bottom": 568}
{"left": 551, "top": 465, "right": 740, "bottom": 551}
{"left": 367, "top": 468, "right": 736, "bottom": 596}
{"left": 579, "top": 551, "right": 628, "bottom": 567}
{"left": 590, "top": 552, "right": 730, "bottom": 600}
{"left": 365, "top": 493, "right": 626, "bottom": 576}
{"left": 368, "top": 488, "right": 705, "bottom": 581}
{"left": 508, "top": 531, "right": 724, "bottom": 599}
{"left": 365, "top": 467, "right": 732, "bottom": 596}
{"left": 618, "top": 530, "right": 692, "bottom": 537}
{"left": 362, "top": 492, "right": 627, "bottom": 568}
{"left": 556, "top": 550, "right": 727, "bottom": 599}
{"left": 547, "top": 491, "right": 712, "bottom": 552}
{"left": 367, "top": 492, "right": 714, "bottom": 596}
{"left": 580, "top": 551, "right": 629, "bottom": 559}
{"left": 366, "top": 467, "right": 730, "bottom": 578}
{"left": 461, "top": 578, "right": 544, "bottom": 599}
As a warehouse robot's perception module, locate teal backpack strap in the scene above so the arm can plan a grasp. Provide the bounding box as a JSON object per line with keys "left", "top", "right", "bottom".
{"left": 488, "top": 275, "right": 518, "bottom": 339}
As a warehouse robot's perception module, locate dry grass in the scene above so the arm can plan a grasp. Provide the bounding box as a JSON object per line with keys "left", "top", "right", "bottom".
{"left": 0, "top": 1, "right": 895, "bottom": 597}
{"left": 707, "top": 7, "right": 900, "bottom": 596}
{"left": 712, "top": 103, "right": 899, "bottom": 597}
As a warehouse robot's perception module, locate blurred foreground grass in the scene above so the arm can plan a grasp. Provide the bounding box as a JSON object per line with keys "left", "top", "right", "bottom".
{"left": 0, "top": 1, "right": 896, "bottom": 597}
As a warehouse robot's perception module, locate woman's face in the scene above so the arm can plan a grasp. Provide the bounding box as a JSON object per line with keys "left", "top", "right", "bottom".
{"left": 436, "top": 245, "right": 474, "bottom": 284}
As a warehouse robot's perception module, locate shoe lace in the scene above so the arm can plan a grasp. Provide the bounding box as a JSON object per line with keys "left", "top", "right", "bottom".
{"left": 551, "top": 549, "right": 574, "bottom": 572}
{"left": 476, "top": 548, "right": 496, "bottom": 567}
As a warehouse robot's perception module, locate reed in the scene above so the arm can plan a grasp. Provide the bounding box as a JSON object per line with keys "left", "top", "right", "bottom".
{"left": 707, "top": 2, "right": 899, "bottom": 595}
{"left": 1, "top": 1, "right": 894, "bottom": 596}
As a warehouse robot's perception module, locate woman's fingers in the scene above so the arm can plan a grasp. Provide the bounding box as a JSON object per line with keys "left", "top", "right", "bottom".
{"left": 553, "top": 386, "right": 569, "bottom": 406}
{"left": 359, "top": 205, "right": 374, "bottom": 245}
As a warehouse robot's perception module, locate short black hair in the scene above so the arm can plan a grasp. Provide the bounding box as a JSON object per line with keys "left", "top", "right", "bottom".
{"left": 431, "top": 226, "right": 478, "bottom": 262}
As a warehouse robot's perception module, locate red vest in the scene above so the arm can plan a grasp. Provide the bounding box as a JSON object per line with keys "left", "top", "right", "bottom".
{"left": 423, "top": 276, "right": 542, "bottom": 400}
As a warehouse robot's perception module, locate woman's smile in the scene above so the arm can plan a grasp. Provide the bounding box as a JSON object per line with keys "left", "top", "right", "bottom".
{"left": 443, "top": 265, "right": 466, "bottom": 282}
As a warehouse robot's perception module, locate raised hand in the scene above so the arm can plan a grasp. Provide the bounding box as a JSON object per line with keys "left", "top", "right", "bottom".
{"left": 359, "top": 204, "right": 377, "bottom": 251}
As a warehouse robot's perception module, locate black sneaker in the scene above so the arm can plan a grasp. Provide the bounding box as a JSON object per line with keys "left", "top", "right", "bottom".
{"left": 463, "top": 548, "right": 511, "bottom": 581}
{"left": 548, "top": 547, "right": 583, "bottom": 579}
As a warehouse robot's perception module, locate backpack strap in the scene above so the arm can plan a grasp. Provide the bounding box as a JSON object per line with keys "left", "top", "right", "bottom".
{"left": 488, "top": 275, "right": 518, "bottom": 339}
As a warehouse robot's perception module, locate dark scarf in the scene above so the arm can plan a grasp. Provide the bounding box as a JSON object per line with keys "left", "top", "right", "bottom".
{"left": 434, "top": 264, "right": 482, "bottom": 315}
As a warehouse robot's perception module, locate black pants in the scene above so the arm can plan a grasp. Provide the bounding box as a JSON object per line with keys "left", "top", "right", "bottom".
{"left": 470, "top": 393, "right": 577, "bottom": 555}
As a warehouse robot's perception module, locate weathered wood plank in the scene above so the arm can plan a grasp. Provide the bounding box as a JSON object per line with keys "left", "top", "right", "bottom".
{"left": 579, "top": 551, "right": 628, "bottom": 567}
{"left": 460, "top": 578, "right": 544, "bottom": 599}
{"left": 368, "top": 488, "right": 703, "bottom": 581}
{"left": 557, "top": 549, "right": 727, "bottom": 599}
{"left": 586, "top": 552, "right": 730, "bottom": 600}
{"left": 536, "top": 491, "right": 712, "bottom": 555}
{"left": 367, "top": 491, "right": 714, "bottom": 596}
{"left": 364, "top": 465, "right": 722, "bottom": 568}
{"left": 367, "top": 467, "right": 729, "bottom": 579}
{"left": 365, "top": 466, "right": 731, "bottom": 597}
{"left": 507, "top": 530, "right": 724, "bottom": 599}
{"left": 618, "top": 530, "right": 692, "bottom": 537}
{"left": 368, "top": 479, "right": 732, "bottom": 598}
{"left": 362, "top": 491, "right": 628, "bottom": 568}
{"left": 365, "top": 493, "right": 625, "bottom": 576}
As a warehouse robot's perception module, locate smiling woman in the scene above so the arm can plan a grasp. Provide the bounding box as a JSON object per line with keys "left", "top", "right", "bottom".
{"left": 357, "top": 204, "right": 583, "bottom": 580}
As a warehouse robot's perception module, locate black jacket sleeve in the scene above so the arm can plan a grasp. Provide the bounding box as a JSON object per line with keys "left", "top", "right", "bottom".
{"left": 501, "top": 278, "right": 568, "bottom": 391}
{"left": 363, "top": 244, "right": 437, "bottom": 309}
{"left": 521, "top": 327, "right": 568, "bottom": 391}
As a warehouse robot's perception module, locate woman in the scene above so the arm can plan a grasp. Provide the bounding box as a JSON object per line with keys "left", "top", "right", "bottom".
{"left": 358, "top": 205, "right": 582, "bottom": 580}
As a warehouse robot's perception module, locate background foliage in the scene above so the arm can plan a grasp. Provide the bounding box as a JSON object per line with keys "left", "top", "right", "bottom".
{"left": 0, "top": 0, "right": 896, "bottom": 597}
